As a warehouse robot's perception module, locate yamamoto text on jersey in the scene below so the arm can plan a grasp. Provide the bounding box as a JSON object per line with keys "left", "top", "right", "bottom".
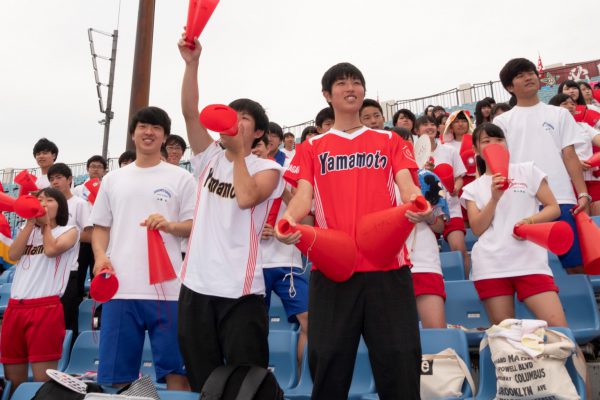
{"left": 204, "top": 168, "right": 236, "bottom": 199}
{"left": 318, "top": 151, "right": 388, "bottom": 175}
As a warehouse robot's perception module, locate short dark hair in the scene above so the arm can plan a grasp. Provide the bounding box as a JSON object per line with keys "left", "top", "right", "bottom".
{"left": 86, "top": 155, "right": 107, "bottom": 170}
{"left": 229, "top": 98, "right": 269, "bottom": 134}
{"left": 557, "top": 80, "right": 586, "bottom": 105}
{"left": 165, "top": 134, "right": 187, "bottom": 150}
{"left": 483, "top": 97, "right": 496, "bottom": 105}
{"left": 129, "top": 106, "right": 171, "bottom": 136}
{"left": 415, "top": 115, "right": 437, "bottom": 132}
{"left": 32, "top": 138, "right": 59, "bottom": 160}
{"left": 47, "top": 163, "right": 73, "bottom": 180}
{"left": 38, "top": 187, "right": 69, "bottom": 226}
{"left": 160, "top": 145, "right": 168, "bottom": 159}
{"left": 283, "top": 132, "right": 295, "bottom": 140}
{"left": 432, "top": 105, "right": 446, "bottom": 114}
{"left": 499, "top": 58, "right": 538, "bottom": 91}
{"left": 391, "top": 127, "right": 413, "bottom": 142}
{"left": 392, "top": 108, "right": 416, "bottom": 128}
{"left": 434, "top": 113, "right": 447, "bottom": 127}
{"left": 118, "top": 150, "right": 136, "bottom": 166}
{"left": 301, "top": 126, "right": 318, "bottom": 143}
{"left": 549, "top": 93, "right": 573, "bottom": 107}
{"left": 315, "top": 107, "right": 334, "bottom": 128}
{"left": 472, "top": 122, "right": 506, "bottom": 175}
{"left": 321, "top": 62, "right": 366, "bottom": 94}
{"left": 360, "top": 99, "right": 383, "bottom": 115}
{"left": 268, "top": 122, "right": 284, "bottom": 141}
{"left": 252, "top": 133, "right": 269, "bottom": 149}
{"left": 491, "top": 103, "right": 512, "bottom": 118}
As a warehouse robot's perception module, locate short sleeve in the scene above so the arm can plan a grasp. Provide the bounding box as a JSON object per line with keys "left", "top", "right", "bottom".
{"left": 450, "top": 146, "right": 467, "bottom": 177}
{"left": 527, "top": 162, "right": 547, "bottom": 197}
{"left": 77, "top": 200, "right": 92, "bottom": 229}
{"left": 190, "top": 141, "right": 222, "bottom": 178}
{"left": 284, "top": 141, "right": 314, "bottom": 188}
{"left": 390, "top": 134, "right": 418, "bottom": 174}
{"left": 559, "top": 109, "right": 586, "bottom": 149}
{"left": 89, "top": 176, "right": 112, "bottom": 228}
{"left": 460, "top": 181, "right": 478, "bottom": 209}
{"left": 178, "top": 172, "right": 198, "bottom": 221}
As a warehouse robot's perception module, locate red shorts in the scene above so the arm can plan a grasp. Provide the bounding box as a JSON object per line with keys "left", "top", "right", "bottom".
{"left": 0, "top": 296, "right": 65, "bottom": 364}
{"left": 473, "top": 275, "right": 559, "bottom": 302}
{"left": 443, "top": 217, "right": 466, "bottom": 241}
{"left": 412, "top": 272, "right": 446, "bottom": 300}
{"left": 586, "top": 180, "right": 600, "bottom": 202}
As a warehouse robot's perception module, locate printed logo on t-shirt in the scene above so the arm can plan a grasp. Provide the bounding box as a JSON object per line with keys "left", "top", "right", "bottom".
{"left": 288, "top": 165, "right": 299, "bottom": 174}
{"left": 24, "top": 244, "right": 44, "bottom": 255}
{"left": 542, "top": 122, "right": 555, "bottom": 133}
{"left": 318, "top": 151, "right": 388, "bottom": 175}
{"left": 154, "top": 188, "right": 173, "bottom": 203}
{"left": 509, "top": 180, "right": 527, "bottom": 193}
{"left": 203, "top": 168, "right": 236, "bottom": 199}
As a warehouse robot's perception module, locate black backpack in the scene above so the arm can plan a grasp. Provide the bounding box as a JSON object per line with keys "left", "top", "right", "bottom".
{"left": 201, "top": 365, "right": 284, "bottom": 400}
{"left": 31, "top": 380, "right": 104, "bottom": 400}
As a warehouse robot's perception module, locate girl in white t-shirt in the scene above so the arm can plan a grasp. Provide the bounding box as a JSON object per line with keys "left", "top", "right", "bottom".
{"left": 550, "top": 93, "right": 600, "bottom": 216}
{"left": 1, "top": 188, "right": 78, "bottom": 392}
{"left": 460, "top": 123, "right": 567, "bottom": 326}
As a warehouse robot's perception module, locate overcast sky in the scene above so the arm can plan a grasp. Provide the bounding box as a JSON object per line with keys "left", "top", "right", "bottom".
{"left": 1, "top": 0, "right": 599, "bottom": 170}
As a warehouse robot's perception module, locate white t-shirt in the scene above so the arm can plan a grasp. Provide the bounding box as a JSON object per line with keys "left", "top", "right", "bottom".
{"left": 66, "top": 196, "right": 91, "bottom": 271}
{"left": 182, "top": 142, "right": 285, "bottom": 299}
{"left": 282, "top": 149, "right": 295, "bottom": 167}
{"left": 36, "top": 174, "right": 50, "bottom": 189}
{"left": 494, "top": 102, "right": 584, "bottom": 204}
{"left": 406, "top": 222, "right": 442, "bottom": 275}
{"left": 574, "top": 122, "right": 600, "bottom": 182}
{"left": 90, "top": 162, "right": 196, "bottom": 301}
{"left": 11, "top": 225, "right": 78, "bottom": 299}
{"left": 460, "top": 162, "right": 552, "bottom": 281}
{"left": 432, "top": 143, "right": 467, "bottom": 218}
{"left": 72, "top": 180, "right": 91, "bottom": 202}
{"left": 261, "top": 191, "right": 303, "bottom": 269}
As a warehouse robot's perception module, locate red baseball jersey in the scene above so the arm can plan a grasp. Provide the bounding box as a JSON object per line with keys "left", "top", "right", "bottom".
{"left": 284, "top": 127, "right": 418, "bottom": 272}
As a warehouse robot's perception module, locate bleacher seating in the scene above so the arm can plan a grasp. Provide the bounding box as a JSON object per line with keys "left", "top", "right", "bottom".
{"left": 444, "top": 280, "right": 491, "bottom": 346}
{"left": 0, "top": 284, "right": 11, "bottom": 316}
{"left": 158, "top": 390, "right": 201, "bottom": 399}
{"left": 141, "top": 331, "right": 157, "bottom": 382}
{"left": 64, "top": 331, "right": 100, "bottom": 375}
{"left": 268, "top": 294, "right": 298, "bottom": 331}
{"left": 9, "top": 382, "right": 44, "bottom": 400}
{"left": 440, "top": 251, "right": 466, "bottom": 281}
{"left": 0, "top": 267, "right": 14, "bottom": 284}
{"left": 268, "top": 330, "right": 299, "bottom": 390}
{"left": 515, "top": 275, "right": 600, "bottom": 344}
{"left": 475, "top": 327, "right": 586, "bottom": 400}
{"left": 440, "top": 229, "right": 478, "bottom": 253}
{"left": 286, "top": 337, "right": 375, "bottom": 399}
{"left": 78, "top": 298, "right": 98, "bottom": 334}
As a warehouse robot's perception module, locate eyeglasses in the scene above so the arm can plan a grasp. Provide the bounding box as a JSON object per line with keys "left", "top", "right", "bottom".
{"left": 88, "top": 164, "right": 105, "bottom": 170}
{"left": 166, "top": 145, "right": 183, "bottom": 151}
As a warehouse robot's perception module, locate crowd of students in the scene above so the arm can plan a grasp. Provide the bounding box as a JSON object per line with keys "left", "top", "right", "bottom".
{"left": 1, "top": 42, "right": 599, "bottom": 399}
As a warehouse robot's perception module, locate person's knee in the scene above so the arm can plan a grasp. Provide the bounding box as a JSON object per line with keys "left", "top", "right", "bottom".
{"left": 296, "top": 312, "right": 308, "bottom": 332}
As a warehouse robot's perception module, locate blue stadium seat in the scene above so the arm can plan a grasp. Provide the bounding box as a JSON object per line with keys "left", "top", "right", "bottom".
{"left": 57, "top": 330, "right": 74, "bottom": 372}
{"left": 515, "top": 275, "right": 600, "bottom": 344}
{"left": 444, "top": 280, "right": 491, "bottom": 347}
{"left": 78, "top": 298, "right": 98, "bottom": 334}
{"left": 591, "top": 215, "right": 600, "bottom": 227}
{"left": 84, "top": 270, "right": 91, "bottom": 293}
{"left": 439, "top": 229, "right": 478, "bottom": 253}
{"left": 589, "top": 275, "right": 600, "bottom": 293}
{"left": 158, "top": 391, "right": 201, "bottom": 399}
{"left": 268, "top": 294, "right": 298, "bottom": 331}
{"left": 0, "top": 381, "right": 11, "bottom": 400}
{"left": 9, "top": 382, "right": 44, "bottom": 400}
{"left": 420, "top": 328, "right": 473, "bottom": 399}
{"left": 64, "top": 331, "right": 100, "bottom": 375}
{"left": 0, "top": 266, "right": 14, "bottom": 284}
{"left": 548, "top": 253, "right": 568, "bottom": 280}
{"left": 476, "top": 327, "right": 586, "bottom": 400}
{"left": 140, "top": 331, "right": 157, "bottom": 382}
{"left": 0, "top": 284, "right": 11, "bottom": 315}
{"left": 286, "top": 338, "right": 375, "bottom": 399}
{"left": 440, "top": 251, "right": 466, "bottom": 281}
{"left": 268, "top": 330, "right": 299, "bottom": 390}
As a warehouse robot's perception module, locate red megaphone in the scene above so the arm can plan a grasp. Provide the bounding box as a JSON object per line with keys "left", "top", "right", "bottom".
{"left": 513, "top": 221, "right": 573, "bottom": 255}
{"left": 84, "top": 178, "right": 101, "bottom": 205}
{"left": 459, "top": 134, "right": 476, "bottom": 175}
{"left": 185, "top": 0, "right": 220, "bottom": 46}
{"left": 356, "top": 196, "right": 430, "bottom": 266}
{"left": 277, "top": 219, "right": 356, "bottom": 282}
{"left": 90, "top": 269, "right": 119, "bottom": 303}
{"left": 574, "top": 211, "right": 600, "bottom": 274}
{"left": 483, "top": 143, "right": 510, "bottom": 190}
{"left": 13, "top": 195, "right": 46, "bottom": 219}
{"left": 0, "top": 214, "right": 11, "bottom": 239}
{"left": 147, "top": 229, "right": 177, "bottom": 285}
{"left": 433, "top": 163, "right": 455, "bottom": 193}
{"left": 199, "top": 104, "right": 238, "bottom": 136}
{"left": 14, "top": 170, "right": 39, "bottom": 196}
{"left": 574, "top": 105, "right": 600, "bottom": 128}
{"left": 0, "top": 192, "right": 16, "bottom": 213}
{"left": 586, "top": 152, "right": 600, "bottom": 169}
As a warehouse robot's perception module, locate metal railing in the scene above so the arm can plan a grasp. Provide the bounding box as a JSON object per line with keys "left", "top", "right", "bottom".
{"left": 282, "top": 119, "right": 316, "bottom": 138}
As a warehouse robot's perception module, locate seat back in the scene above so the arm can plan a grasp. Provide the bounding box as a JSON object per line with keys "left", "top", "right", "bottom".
{"left": 444, "top": 280, "right": 490, "bottom": 346}
{"left": 78, "top": 298, "right": 97, "bottom": 334}
{"left": 268, "top": 294, "right": 298, "bottom": 331}
{"left": 440, "top": 251, "right": 465, "bottom": 281}
{"left": 64, "top": 330, "right": 100, "bottom": 375}
{"left": 268, "top": 330, "right": 299, "bottom": 390}
{"left": 9, "top": 382, "right": 44, "bottom": 400}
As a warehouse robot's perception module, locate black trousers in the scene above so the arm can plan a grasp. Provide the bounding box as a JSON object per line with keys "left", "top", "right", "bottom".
{"left": 61, "top": 270, "right": 82, "bottom": 336}
{"left": 177, "top": 285, "right": 269, "bottom": 392}
{"left": 77, "top": 242, "right": 95, "bottom": 297}
{"left": 308, "top": 267, "right": 422, "bottom": 400}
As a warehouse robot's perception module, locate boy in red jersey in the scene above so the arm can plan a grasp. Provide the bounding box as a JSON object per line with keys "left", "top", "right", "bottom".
{"left": 276, "top": 63, "right": 431, "bottom": 400}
